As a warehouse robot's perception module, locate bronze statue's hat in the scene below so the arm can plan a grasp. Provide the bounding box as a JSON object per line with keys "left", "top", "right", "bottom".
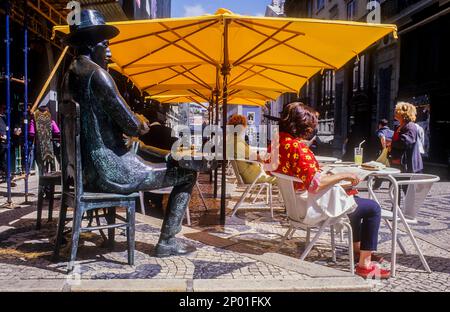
{"left": 65, "top": 10, "right": 119, "bottom": 47}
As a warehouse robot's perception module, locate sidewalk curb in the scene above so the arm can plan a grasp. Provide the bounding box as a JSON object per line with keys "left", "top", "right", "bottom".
{"left": 0, "top": 278, "right": 371, "bottom": 292}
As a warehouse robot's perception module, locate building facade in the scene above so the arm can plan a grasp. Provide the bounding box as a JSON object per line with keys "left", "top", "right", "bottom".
{"left": 122, "top": 0, "right": 171, "bottom": 19}
{"left": 285, "top": 0, "right": 450, "bottom": 167}
{"left": 266, "top": 0, "right": 286, "bottom": 17}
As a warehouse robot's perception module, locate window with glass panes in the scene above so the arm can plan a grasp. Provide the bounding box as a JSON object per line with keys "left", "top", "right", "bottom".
{"left": 347, "top": 0, "right": 356, "bottom": 20}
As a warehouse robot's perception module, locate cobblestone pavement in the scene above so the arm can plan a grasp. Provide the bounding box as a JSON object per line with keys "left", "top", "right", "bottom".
{"left": 0, "top": 173, "right": 448, "bottom": 292}
{"left": 209, "top": 178, "right": 450, "bottom": 292}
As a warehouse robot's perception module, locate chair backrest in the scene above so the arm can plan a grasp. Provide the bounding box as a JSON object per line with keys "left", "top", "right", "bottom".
{"left": 33, "top": 109, "right": 55, "bottom": 173}
{"left": 131, "top": 140, "right": 139, "bottom": 154}
{"left": 272, "top": 172, "right": 308, "bottom": 221}
{"left": 59, "top": 100, "right": 83, "bottom": 201}
{"left": 402, "top": 174, "right": 440, "bottom": 220}
{"left": 230, "top": 160, "right": 245, "bottom": 185}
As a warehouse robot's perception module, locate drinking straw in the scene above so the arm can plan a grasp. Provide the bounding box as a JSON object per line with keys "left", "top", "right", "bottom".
{"left": 358, "top": 140, "right": 366, "bottom": 149}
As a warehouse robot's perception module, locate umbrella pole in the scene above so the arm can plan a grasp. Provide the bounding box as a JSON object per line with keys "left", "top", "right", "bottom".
{"left": 213, "top": 90, "right": 219, "bottom": 199}
{"left": 220, "top": 19, "right": 230, "bottom": 225}
{"left": 208, "top": 101, "right": 212, "bottom": 182}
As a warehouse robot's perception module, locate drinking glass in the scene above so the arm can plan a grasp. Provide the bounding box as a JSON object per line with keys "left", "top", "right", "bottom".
{"left": 354, "top": 147, "right": 363, "bottom": 165}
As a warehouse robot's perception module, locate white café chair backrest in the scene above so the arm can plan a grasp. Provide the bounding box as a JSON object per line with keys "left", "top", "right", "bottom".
{"left": 271, "top": 171, "right": 354, "bottom": 273}
{"left": 230, "top": 160, "right": 245, "bottom": 185}
{"left": 271, "top": 172, "right": 307, "bottom": 222}
{"left": 401, "top": 173, "right": 440, "bottom": 221}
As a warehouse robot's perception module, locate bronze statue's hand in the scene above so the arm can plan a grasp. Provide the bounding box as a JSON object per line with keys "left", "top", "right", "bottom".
{"left": 139, "top": 122, "right": 150, "bottom": 135}
{"left": 135, "top": 113, "right": 150, "bottom": 135}
{"left": 135, "top": 113, "right": 149, "bottom": 124}
{"left": 123, "top": 135, "right": 136, "bottom": 149}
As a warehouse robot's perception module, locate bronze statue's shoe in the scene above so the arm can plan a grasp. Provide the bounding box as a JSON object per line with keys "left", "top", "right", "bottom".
{"left": 154, "top": 240, "right": 197, "bottom": 257}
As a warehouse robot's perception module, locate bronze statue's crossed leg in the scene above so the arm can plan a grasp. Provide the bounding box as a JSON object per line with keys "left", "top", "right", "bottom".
{"left": 139, "top": 166, "right": 198, "bottom": 257}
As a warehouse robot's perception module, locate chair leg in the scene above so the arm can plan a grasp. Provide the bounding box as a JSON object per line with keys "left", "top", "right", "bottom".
{"left": 185, "top": 206, "right": 191, "bottom": 226}
{"left": 343, "top": 222, "right": 355, "bottom": 275}
{"left": 36, "top": 184, "right": 44, "bottom": 230}
{"left": 53, "top": 200, "right": 68, "bottom": 262}
{"left": 330, "top": 225, "right": 336, "bottom": 262}
{"left": 196, "top": 182, "right": 208, "bottom": 211}
{"left": 266, "top": 184, "right": 270, "bottom": 204}
{"left": 68, "top": 206, "right": 83, "bottom": 272}
{"left": 94, "top": 209, "right": 108, "bottom": 243}
{"left": 287, "top": 228, "right": 296, "bottom": 240}
{"left": 305, "top": 228, "right": 311, "bottom": 245}
{"left": 47, "top": 184, "right": 55, "bottom": 222}
{"left": 383, "top": 218, "right": 408, "bottom": 255}
{"left": 107, "top": 207, "right": 116, "bottom": 250}
{"left": 399, "top": 215, "right": 432, "bottom": 273}
{"left": 252, "top": 184, "right": 265, "bottom": 204}
{"left": 127, "top": 201, "right": 135, "bottom": 266}
{"left": 277, "top": 226, "right": 294, "bottom": 251}
{"left": 300, "top": 220, "right": 330, "bottom": 261}
{"left": 87, "top": 210, "right": 94, "bottom": 227}
{"left": 139, "top": 191, "right": 146, "bottom": 215}
{"left": 269, "top": 183, "right": 273, "bottom": 219}
{"left": 231, "top": 182, "right": 257, "bottom": 217}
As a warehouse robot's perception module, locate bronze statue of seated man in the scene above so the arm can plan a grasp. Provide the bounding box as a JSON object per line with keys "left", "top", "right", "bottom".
{"left": 61, "top": 10, "right": 199, "bottom": 257}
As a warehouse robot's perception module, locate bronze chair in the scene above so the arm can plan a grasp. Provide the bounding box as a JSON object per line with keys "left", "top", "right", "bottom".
{"left": 53, "top": 101, "right": 137, "bottom": 272}
{"left": 33, "top": 109, "right": 61, "bottom": 230}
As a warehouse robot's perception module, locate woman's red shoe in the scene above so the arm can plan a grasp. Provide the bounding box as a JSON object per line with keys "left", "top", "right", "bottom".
{"left": 355, "top": 263, "right": 391, "bottom": 279}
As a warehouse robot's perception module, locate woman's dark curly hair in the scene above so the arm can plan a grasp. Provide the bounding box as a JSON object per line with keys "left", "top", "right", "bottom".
{"left": 279, "top": 102, "right": 318, "bottom": 139}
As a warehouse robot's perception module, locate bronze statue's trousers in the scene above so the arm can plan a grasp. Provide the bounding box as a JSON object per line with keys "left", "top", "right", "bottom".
{"left": 139, "top": 165, "right": 197, "bottom": 240}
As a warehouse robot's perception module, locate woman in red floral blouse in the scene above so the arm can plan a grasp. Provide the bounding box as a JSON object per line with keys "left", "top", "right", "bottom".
{"left": 274, "top": 102, "right": 390, "bottom": 279}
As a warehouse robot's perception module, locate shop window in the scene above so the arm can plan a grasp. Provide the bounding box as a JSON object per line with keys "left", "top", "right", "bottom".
{"left": 347, "top": 0, "right": 356, "bottom": 20}
{"left": 307, "top": 0, "right": 313, "bottom": 17}
{"left": 316, "top": 0, "right": 325, "bottom": 12}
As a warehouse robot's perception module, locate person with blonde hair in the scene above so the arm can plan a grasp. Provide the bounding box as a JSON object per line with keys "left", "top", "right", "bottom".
{"left": 227, "top": 114, "right": 276, "bottom": 185}
{"left": 390, "top": 102, "right": 423, "bottom": 173}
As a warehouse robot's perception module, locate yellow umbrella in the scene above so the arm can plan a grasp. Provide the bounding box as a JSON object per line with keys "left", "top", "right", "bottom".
{"left": 145, "top": 94, "right": 268, "bottom": 106}
{"left": 55, "top": 9, "right": 397, "bottom": 223}
{"left": 55, "top": 9, "right": 396, "bottom": 96}
{"left": 108, "top": 63, "right": 282, "bottom": 106}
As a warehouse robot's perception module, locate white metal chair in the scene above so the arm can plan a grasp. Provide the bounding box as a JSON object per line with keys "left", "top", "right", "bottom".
{"left": 272, "top": 172, "right": 354, "bottom": 274}
{"left": 367, "top": 173, "right": 440, "bottom": 277}
{"left": 230, "top": 160, "right": 274, "bottom": 218}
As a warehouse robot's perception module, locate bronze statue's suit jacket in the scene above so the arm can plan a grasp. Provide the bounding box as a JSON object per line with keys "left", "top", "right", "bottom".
{"left": 62, "top": 55, "right": 156, "bottom": 193}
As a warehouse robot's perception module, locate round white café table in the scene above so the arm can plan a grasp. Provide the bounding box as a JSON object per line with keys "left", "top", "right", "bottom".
{"left": 315, "top": 155, "right": 339, "bottom": 163}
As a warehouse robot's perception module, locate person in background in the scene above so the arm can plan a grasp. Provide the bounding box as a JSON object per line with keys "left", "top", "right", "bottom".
{"left": 390, "top": 102, "right": 423, "bottom": 205}
{"left": 376, "top": 118, "right": 393, "bottom": 156}
{"left": 390, "top": 102, "right": 423, "bottom": 174}
{"left": 0, "top": 104, "right": 7, "bottom": 179}
{"left": 0, "top": 104, "right": 20, "bottom": 186}
{"left": 372, "top": 119, "right": 394, "bottom": 190}
{"left": 415, "top": 122, "right": 425, "bottom": 156}
{"left": 227, "top": 114, "right": 276, "bottom": 185}
{"left": 275, "top": 102, "right": 390, "bottom": 279}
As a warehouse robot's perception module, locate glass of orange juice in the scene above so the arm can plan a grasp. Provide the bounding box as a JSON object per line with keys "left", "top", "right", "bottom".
{"left": 354, "top": 147, "right": 363, "bottom": 165}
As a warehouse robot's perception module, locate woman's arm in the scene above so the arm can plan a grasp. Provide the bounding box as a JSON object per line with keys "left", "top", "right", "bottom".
{"left": 313, "top": 172, "right": 359, "bottom": 193}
